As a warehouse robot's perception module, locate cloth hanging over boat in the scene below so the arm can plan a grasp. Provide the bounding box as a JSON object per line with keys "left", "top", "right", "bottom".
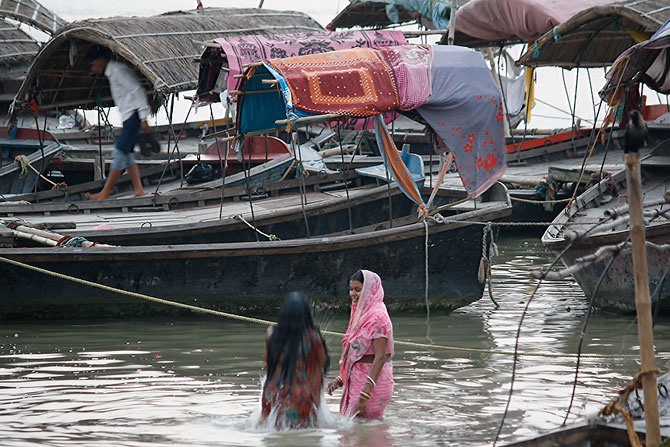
{"left": 601, "top": 20, "right": 670, "bottom": 105}
{"left": 237, "top": 44, "right": 505, "bottom": 197}
{"left": 264, "top": 48, "right": 400, "bottom": 117}
{"left": 455, "top": 0, "right": 615, "bottom": 42}
{"left": 342, "top": 0, "right": 452, "bottom": 30}
{"left": 217, "top": 30, "right": 406, "bottom": 96}
{"left": 377, "top": 45, "right": 433, "bottom": 110}
{"left": 417, "top": 45, "right": 505, "bottom": 198}
{"left": 374, "top": 115, "right": 427, "bottom": 212}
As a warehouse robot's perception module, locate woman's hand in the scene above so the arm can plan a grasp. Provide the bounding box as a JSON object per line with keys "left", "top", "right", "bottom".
{"left": 354, "top": 397, "right": 368, "bottom": 417}
{"left": 327, "top": 379, "right": 341, "bottom": 395}
{"left": 141, "top": 120, "right": 150, "bottom": 134}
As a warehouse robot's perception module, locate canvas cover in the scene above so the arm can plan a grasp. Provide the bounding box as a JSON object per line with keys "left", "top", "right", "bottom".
{"left": 348, "top": 0, "right": 452, "bottom": 29}
{"left": 417, "top": 45, "right": 505, "bottom": 197}
{"left": 455, "top": 0, "right": 618, "bottom": 42}
{"left": 601, "top": 20, "right": 670, "bottom": 103}
{"left": 237, "top": 44, "right": 505, "bottom": 198}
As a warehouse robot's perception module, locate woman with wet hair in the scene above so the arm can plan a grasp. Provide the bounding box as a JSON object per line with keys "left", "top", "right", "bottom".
{"left": 327, "top": 270, "right": 394, "bottom": 420}
{"left": 261, "top": 292, "right": 329, "bottom": 429}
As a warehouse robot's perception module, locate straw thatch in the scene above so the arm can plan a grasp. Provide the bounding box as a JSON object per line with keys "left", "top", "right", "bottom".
{"left": 10, "top": 8, "right": 323, "bottom": 117}
{"left": 0, "top": 19, "right": 38, "bottom": 103}
{"left": 0, "top": 0, "right": 67, "bottom": 35}
{"left": 518, "top": 0, "right": 670, "bottom": 68}
{"left": 0, "top": 20, "right": 38, "bottom": 66}
{"left": 327, "top": 1, "right": 417, "bottom": 30}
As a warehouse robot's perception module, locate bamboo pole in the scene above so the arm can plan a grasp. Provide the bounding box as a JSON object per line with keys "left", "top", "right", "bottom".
{"left": 275, "top": 113, "right": 341, "bottom": 126}
{"left": 625, "top": 149, "right": 660, "bottom": 447}
{"left": 403, "top": 29, "right": 448, "bottom": 37}
{"left": 447, "top": 1, "right": 457, "bottom": 45}
{"left": 12, "top": 229, "right": 57, "bottom": 246}
{"left": 426, "top": 152, "right": 453, "bottom": 209}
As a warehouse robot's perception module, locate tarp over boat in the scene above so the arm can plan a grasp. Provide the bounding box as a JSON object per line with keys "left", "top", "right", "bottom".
{"left": 237, "top": 44, "right": 505, "bottom": 198}
{"left": 196, "top": 30, "right": 407, "bottom": 103}
{"left": 327, "top": 0, "right": 626, "bottom": 48}
{"left": 327, "top": 0, "right": 453, "bottom": 31}
{"left": 440, "top": 0, "right": 621, "bottom": 47}
{"left": 601, "top": 19, "right": 670, "bottom": 104}
{"left": 8, "top": 8, "right": 323, "bottom": 120}
{"left": 519, "top": 0, "right": 670, "bottom": 68}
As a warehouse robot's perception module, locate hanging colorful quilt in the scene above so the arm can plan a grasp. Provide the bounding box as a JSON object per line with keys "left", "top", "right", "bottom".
{"left": 264, "top": 48, "right": 400, "bottom": 117}
{"left": 217, "top": 30, "right": 407, "bottom": 96}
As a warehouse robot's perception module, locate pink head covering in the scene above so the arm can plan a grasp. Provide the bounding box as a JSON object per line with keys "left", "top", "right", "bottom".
{"left": 340, "top": 270, "right": 394, "bottom": 379}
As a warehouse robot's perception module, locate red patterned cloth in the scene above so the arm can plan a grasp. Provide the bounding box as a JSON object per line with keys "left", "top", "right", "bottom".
{"left": 265, "top": 48, "right": 399, "bottom": 117}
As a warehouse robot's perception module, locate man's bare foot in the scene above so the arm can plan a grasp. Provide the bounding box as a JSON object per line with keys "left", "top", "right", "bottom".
{"left": 134, "top": 191, "right": 145, "bottom": 198}
{"left": 85, "top": 191, "right": 109, "bottom": 201}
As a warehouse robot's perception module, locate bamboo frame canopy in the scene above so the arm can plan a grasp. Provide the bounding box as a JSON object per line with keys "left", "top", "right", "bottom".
{"left": 9, "top": 7, "right": 323, "bottom": 116}
{"left": 0, "top": 0, "right": 67, "bottom": 35}
{"left": 518, "top": 0, "right": 670, "bottom": 69}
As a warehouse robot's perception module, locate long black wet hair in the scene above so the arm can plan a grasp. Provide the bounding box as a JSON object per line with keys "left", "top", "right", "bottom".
{"left": 265, "top": 292, "right": 329, "bottom": 386}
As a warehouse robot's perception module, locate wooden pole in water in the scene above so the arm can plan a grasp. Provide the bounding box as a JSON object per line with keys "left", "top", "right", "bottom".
{"left": 625, "top": 145, "right": 660, "bottom": 446}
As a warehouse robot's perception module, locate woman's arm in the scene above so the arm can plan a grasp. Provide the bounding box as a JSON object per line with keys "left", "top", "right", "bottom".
{"left": 354, "top": 337, "right": 387, "bottom": 416}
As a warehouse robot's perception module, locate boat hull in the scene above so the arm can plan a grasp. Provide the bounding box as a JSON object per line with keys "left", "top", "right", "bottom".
{"left": 551, "top": 224, "right": 670, "bottom": 314}
{"left": 0, "top": 209, "right": 508, "bottom": 319}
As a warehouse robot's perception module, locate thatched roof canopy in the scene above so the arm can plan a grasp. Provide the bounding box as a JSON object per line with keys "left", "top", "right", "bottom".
{"left": 519, "top": 0, "right": 670, "bottom": 68}
{"left": 0, "top": 20, "right": 39, "bottom": 104}
{"left": 328, "top": 1, "right": 417, "bottom": 30}
{"left": 0, "top": 20, "right": 38, "bottom": 66}
{"left": 0, "top": 0, "right": 67, "bottom": 35}
{"left": 10, "top": 8, "right": 323, "bottom": 116}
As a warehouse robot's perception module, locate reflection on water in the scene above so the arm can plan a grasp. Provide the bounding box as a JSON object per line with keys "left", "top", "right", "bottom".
{"left": 2, "top": 235, "right": 670, "bottom": 446}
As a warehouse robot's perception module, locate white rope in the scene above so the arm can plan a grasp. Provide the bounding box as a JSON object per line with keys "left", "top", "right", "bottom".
{"left": 0, "top": 255, "right": 644, "bottom": 359}
{"left": 424, "top": 220, "right": 433, "bottom": 343}
{"left": 233, "top": 214, "right": 279, "bottom": 241}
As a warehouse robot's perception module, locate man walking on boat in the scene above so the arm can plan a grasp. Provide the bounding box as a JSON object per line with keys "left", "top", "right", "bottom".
{"left": 85, "top": 45, "right": 149, "bottom": 200}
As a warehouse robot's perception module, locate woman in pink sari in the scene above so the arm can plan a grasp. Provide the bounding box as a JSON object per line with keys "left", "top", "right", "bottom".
{"left": 327, "top": 270, "right": 394, "bottom": 420}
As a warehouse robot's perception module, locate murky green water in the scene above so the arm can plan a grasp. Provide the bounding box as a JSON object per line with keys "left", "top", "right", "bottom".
{"left": 2, "top": 235, "right": 670, "bottom": 446}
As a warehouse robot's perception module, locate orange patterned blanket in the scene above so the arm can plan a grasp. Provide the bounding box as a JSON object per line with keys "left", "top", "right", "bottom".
{"left": 264, "top": 48, "right": 399, "bottom": 117}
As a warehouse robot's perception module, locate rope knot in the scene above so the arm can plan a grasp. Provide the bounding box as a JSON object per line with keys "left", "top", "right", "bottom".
{"left": 14, "top": 155, "right": 30, "bottom": 179}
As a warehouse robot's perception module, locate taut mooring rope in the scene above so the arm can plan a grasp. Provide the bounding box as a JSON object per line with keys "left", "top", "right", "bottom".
{"left": 0, "top": 255, "right": 646, "bottom": 360}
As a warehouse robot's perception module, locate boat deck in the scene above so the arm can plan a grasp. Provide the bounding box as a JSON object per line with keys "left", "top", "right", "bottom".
{"left": 10, "top": 187, "right": 371, "bottom": 233}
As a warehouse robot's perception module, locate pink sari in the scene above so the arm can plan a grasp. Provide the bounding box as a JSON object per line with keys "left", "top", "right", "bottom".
{"left": 339, "top": 270, "right": 394, "bottom": 420}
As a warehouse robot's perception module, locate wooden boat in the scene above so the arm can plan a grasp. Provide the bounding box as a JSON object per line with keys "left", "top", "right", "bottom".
{"left": 0, "top": 183, "right": 511, "bottom": 319}
{"left": 0, "top": 128, "right": 62, "bottom": 195}
{"left": 0, "top": 153, "right": 360, "bottom": 221}
{"left": 541, "top": 143, "right": 670, "bottom": 314}
{"left": 181, "top": 135, "right": 292, "bottom": 169}
{"left": 4, "top": 182, "right": 419, "bottom": 246}
{"left": 503, "top": 372, "right": 670, "bottom": 446}
{"left": 501, "top": 422, "right": 661, "bottom": 447}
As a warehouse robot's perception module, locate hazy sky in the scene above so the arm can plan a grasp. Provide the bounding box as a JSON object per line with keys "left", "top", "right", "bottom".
{"left": 36, "top": 0, "right": 339, "bottom": 25}
{"left": 30, "top": 1, "right": 616, "bottom": 129}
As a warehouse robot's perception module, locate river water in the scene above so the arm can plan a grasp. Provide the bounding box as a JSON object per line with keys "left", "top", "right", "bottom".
{"left": 2, "top": 235, "right": 670, "bottom": 446}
